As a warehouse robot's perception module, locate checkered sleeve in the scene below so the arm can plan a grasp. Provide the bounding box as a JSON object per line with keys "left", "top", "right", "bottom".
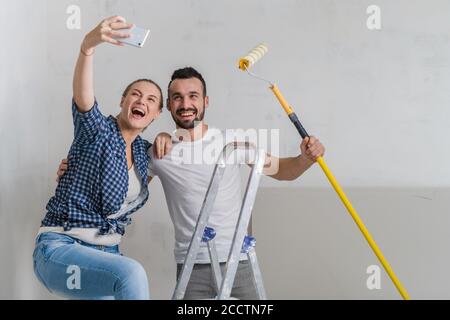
{"left": 72, "top": 99, "right": 107, "bottom": 144}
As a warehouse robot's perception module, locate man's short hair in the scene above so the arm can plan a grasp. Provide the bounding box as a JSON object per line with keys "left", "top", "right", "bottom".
{"left": 168, "top": 67, "right": 207, "bottom": 97}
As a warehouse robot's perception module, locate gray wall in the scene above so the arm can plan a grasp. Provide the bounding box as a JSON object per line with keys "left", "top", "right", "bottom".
{"left": 0, "top": 0, "right": 449, "bottom": 299}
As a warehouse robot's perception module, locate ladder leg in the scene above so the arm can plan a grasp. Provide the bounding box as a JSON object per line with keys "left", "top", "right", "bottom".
{"left": 247, "top": 247, "right": 267, "bottom": 299}
{"left": 172, "top": 164, "right": 226, "bottom": 300}
{"left": 218, "top": 149, "right": 265, "bottom": 299}
{"left": 207, "top": 239, "right": 223, "bottom": 295}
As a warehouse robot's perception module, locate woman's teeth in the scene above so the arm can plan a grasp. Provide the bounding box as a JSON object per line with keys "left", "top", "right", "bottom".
{"left": 131, "top": 109, "right": 145, "bottom": 118}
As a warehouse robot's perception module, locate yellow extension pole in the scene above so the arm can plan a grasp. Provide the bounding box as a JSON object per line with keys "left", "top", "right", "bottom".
{"left": 270, "top": 84, "right": 410, "bottom": 300}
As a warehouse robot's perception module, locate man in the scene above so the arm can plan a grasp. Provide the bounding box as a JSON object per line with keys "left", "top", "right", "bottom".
{"left": 58, "top": 67, "right": 325, "bottom": 299}
{"left": 149, "top": 67, "right": 325, "bottom": 299}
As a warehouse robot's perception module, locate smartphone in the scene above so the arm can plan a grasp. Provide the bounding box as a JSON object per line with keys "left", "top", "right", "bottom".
{"left": 115, "top": 25, "right": 150, "bottom": 48}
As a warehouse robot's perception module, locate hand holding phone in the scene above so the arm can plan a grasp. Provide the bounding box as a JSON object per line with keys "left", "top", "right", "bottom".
{"left": 114, "top": 25, "right": 150, "bottom": 48}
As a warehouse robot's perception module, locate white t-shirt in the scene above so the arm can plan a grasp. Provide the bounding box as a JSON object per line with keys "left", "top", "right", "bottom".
{"left": 148, "top": 127, "right": 250, "bottom": 264}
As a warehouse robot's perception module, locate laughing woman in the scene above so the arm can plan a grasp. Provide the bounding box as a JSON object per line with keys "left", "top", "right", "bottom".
{"left": 32, "top": 16, "right": 162, "bottom": 300}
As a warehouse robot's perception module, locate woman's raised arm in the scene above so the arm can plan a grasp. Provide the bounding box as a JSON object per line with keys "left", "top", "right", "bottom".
{"left": 73, "top": 16, "right": 133, "bottom": 112}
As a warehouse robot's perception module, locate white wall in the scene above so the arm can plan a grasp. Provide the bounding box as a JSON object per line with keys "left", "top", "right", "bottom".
{"left": 0, "top": 0, "right": 449, "bottom": 299}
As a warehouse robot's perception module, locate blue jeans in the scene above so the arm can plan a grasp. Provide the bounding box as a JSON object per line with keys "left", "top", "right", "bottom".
{"left": 33, "top": 232, "right": 150, "bottom": 300}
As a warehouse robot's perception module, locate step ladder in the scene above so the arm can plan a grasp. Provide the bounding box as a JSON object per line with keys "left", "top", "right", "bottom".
{"left": 172, "top": 141, "right": 267, "bottom": 300}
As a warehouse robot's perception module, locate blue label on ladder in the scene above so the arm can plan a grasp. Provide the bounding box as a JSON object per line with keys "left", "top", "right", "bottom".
{"left": 202, "top": 226, "right": 216, "bottom": 242}
{"left": 241, "top": 236, "right": 256, "bottom": 253}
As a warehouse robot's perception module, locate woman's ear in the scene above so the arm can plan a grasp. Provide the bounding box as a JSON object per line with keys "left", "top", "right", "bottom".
{"left": 120, "top": 96, "right": 125, "bottom": 109}
{"left": 155, "top": 108, "right": 162, "bottom": 119}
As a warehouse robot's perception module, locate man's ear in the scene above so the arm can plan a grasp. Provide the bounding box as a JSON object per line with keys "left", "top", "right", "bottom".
{"left": 204, "top": 96, "right": 209, "bottom": 109}
{"left": 166, "top": 98, "right": 171, "bottom": 112}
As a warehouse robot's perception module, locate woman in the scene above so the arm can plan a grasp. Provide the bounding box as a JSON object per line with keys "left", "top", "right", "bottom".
{"left": 33, "top": 16, "right": 162, "bottom": 300}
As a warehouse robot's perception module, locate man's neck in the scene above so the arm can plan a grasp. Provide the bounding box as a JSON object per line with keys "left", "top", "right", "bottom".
{"left": 175, "top": 122, "right": 209, "bottom": 142}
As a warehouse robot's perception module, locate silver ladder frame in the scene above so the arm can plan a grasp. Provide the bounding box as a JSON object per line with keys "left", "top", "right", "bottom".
{"left": 172, "top": 141, "right": 267, "bottom": 300}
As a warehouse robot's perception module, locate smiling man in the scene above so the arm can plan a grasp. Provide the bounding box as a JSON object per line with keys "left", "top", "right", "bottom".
{"left": 168, "top": 71, "right": 208, "bottom": 132}
{"left": 148, "top": 67, "right": 325, "bottom": 299}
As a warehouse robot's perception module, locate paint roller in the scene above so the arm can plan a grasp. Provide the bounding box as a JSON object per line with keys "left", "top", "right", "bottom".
{"left": 238, "top": 43, "right": 410, "bottom": 300}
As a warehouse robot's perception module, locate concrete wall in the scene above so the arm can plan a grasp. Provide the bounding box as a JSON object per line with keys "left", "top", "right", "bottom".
{"left": 0, "top": 0, "right": 448, "bottom": 299}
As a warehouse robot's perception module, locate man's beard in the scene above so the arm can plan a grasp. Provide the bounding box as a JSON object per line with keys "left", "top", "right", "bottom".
{"left": 172, "top": 107, "right": 205, "bottom": 129}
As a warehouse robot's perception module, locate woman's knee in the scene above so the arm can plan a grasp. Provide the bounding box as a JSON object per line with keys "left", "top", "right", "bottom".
{"left": 116, "top": 258, "right": 148, "bottom": 285}
{"left": 113, "top": 258, "right": 149, "bottom": 299}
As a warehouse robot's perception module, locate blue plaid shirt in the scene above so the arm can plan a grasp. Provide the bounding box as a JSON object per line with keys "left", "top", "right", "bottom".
{"left": 41, "top": 100, "right": 150, "bottom": 235}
